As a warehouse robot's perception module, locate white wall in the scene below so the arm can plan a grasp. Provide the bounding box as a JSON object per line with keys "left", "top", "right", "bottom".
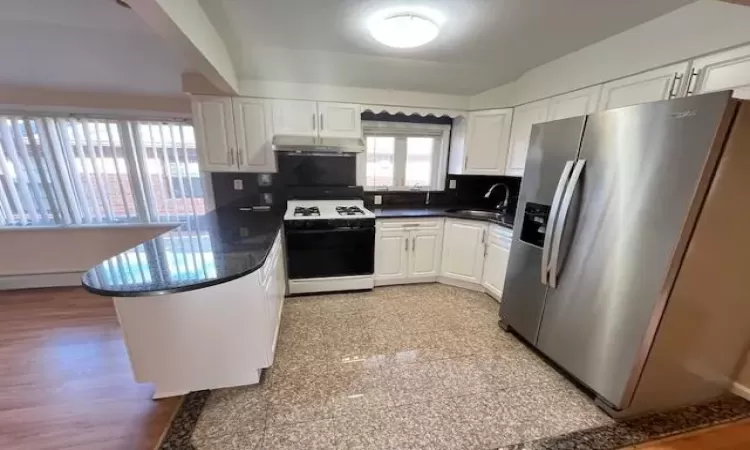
{"left": 471, "top": 0, "right": 750, "bottom": 109}
{"left": 239, "top": 79, "right": 471, "bottom": 111}
{"left": 128, "top": 0, "right": 239, "bottom": 94}
{"left": 0, "top": 224, "right": 174, "bottom": 289}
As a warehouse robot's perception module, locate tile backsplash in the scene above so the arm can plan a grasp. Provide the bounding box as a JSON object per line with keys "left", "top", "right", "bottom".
{"left": 212, "top": 171, "right": 521, "bottom": 214}
{"left": 211, "top": 172, "right": 280, "bottom": 209}
{"left": 363, "top": 175, "right": 522, "bottom": 213}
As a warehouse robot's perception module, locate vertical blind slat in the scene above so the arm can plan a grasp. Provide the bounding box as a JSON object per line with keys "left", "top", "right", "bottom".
{"left": 177, "top": 125, "right": 203, "bottom": 277}
{"left": 105, "top": 120, "right": 132, "bottom": 219}
{"left": 34, "top": 117, "right": 72, "bottom": 224}
{"left": 0, "top": 120, "right": 29, "bottom": 225}
{"left": 10, "top": 119, "right": 43, "bottom": 224}
{"left": 82, "top": 119, "right": 115, "bottom": 221}
{"left": 69, "top": 118, "right": 103, "bottom": 222}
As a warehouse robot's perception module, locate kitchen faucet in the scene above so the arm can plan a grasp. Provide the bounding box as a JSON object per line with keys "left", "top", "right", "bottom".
{"left": 484, "top": 183, "right": 509, "bottom": 211}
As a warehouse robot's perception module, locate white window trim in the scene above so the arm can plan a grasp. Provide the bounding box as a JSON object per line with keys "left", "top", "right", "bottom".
{"left": 357, "top": 121, "right": 450, "bottom": 192}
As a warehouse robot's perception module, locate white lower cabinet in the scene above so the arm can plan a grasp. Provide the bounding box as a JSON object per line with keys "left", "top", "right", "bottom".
{"left": 481, "top": 225, "right": 512, "bottom": 300}
{"left": 375, "top": 217, "right": 513, "bottom": 298}
{"left": 375, "top": 219, "right": 443, "bottom": 285}
{"left": 440, "top": 219, "right": 488, "bottom": 284}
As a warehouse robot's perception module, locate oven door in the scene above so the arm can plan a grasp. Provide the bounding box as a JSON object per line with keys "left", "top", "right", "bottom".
{"left": 285, "top": 227, "right": 375, "bottom": 279}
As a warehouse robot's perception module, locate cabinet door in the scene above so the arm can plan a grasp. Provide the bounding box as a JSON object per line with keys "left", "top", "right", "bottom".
{"left": 464, "top": 109, "right": 513, "bottom": 175}
{"left": 318, "top": 102, "right": 362, "bottom": 138}
{"left": 506, "top": 100, "right": 549, "bottom": 177}
{"left": 547, "top": 86, "right": 602, "bottom": 122}
{"left": 271, "top": 100, "right": 318, "bottom": 137}
{"left": 375, "top": 230, "right": 409, "bottom": 282}
{"left": 233, "top": 98, "right": 276, "bottom": 173}
{"left": 192, "top": 97, "right": 237, "bottom": 172}
{"left": 481, "top": 231, "right": 511, "bottom": 299}
{"left": 598, "top": 62, "right": 690, "bottom": 111}
{"left": 440, "top": 220, "right": 486, "bottom": 284}
{"left": 408, "top": 229, "right": 442, "bottom": 278}
{"left": 691, "top": 44, "right": 750, "bottom": 100}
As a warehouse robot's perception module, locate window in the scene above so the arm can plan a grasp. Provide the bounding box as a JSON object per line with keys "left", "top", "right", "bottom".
{"left": 358, "top": 121, "right": 450, "bottom": 191}
{"left": 0, "top": 114, "right": 206, "bottom": 226}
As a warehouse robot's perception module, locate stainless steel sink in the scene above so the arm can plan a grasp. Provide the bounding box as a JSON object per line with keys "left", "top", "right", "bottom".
{"left": 445, "top": 209, "right": 504, "bottom": 221}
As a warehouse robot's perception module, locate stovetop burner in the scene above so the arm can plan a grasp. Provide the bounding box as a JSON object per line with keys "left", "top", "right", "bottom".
{"left": 336, "top": 206, "right": 365, "bottom": 216}
{"left": 294, "top": 206, "right": 320, "bottom": 217}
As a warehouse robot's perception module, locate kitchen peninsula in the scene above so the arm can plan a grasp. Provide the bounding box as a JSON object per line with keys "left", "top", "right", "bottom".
{"left": 81, "top": 208, "right": 285, "bottom": 398}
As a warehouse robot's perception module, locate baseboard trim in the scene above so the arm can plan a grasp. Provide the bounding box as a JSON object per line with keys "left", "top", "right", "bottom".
{"left": 0, "top": 272, "right": 83, "bottom": 290}
{"left": 437, "top": 276, "right": 484, "bottom": 292}
{"left": 288, "top": 275, "right": 374, "bottom": 294}
{"left": 731, "top": 382, "right": 750, "bottom": 401}
{"left": 375, "top": 277, "right": 438, "bottom": 287}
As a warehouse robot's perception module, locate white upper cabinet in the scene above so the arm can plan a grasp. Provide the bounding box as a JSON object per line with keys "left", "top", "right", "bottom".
{"left": 192, "top": 97, "right": 236, "bottom": 172}
{"left": 461, "top": 109, "right": 513, "bottom": 176}
{"left": 233, "top": 98, "right": 275, "bottom": 172}
{"left": 441, "top": 219, "right": 487, "bottom": 284}
{"left": 690, "top": 44, "right": 750, "bottom": 100}
{"left": 271, "top": 99, "right": 318, "bottom": 137}
{"left": 547, "top": 86, "right": 602, "bottom": 121}
{"left": 317, "top": 102, "right": 362, "bottom": 138}
{"left": 598, "top": 62, "right": 690, "bottom": 111}
{"left": 506, "top": 100, "right": 549, "bottom": 177}
{"left": 193, "top": 96, "right": 276, "bottom": 173}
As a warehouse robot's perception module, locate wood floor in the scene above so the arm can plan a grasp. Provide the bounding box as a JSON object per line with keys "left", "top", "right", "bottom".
{"left": 0, "top": 287, "right": 180, "bottom": 450}
{"left": 633, "top": 419, "right": 750, "bottom": 449}
{"left": 0, "top": 286, "right": 748, "bottom": 450}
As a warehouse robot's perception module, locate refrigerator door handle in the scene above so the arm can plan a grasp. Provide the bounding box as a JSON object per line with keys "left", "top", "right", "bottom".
{"left": 549, "top": 159, "right": 586, "bottom": 288}
{"left": 541, "top": 160, "right": 575, "bottom": 285}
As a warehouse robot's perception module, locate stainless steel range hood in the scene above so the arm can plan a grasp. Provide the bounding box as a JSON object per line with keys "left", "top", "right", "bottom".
{"left": 272, "top": 135, "right": 365, "bottom": 153}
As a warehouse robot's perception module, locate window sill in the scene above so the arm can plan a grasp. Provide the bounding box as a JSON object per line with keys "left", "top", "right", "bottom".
{"left": 0, "top": 222, "right": 181, "bottom": 232}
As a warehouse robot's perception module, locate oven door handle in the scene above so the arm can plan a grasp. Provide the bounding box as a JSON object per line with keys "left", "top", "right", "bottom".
{"left": 286, "top": 227, "right": 374, "bottom": 234}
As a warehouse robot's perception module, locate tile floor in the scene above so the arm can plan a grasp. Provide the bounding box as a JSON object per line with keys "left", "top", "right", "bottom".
{"left": 190, "top": 284, "right": 612, "bottom": 450}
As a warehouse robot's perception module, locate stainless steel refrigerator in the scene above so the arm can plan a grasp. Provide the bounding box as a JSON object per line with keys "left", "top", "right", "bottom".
{"left": 501, "top": 91, "right": 750, "bottom": 416}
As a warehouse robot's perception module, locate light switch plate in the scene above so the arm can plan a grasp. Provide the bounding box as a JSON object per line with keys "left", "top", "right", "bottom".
{"left": 233, "top": 179, "right": 243, "bottom": 190}
{"left": 449, "top": 180, "right": 457, "bottom": 189}
{"left": 374, "top": 195, "right": 382, "bottom": 205}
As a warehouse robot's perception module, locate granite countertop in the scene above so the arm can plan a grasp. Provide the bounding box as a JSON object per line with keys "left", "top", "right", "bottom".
{"left": 81, "top": 208, "right": 284, "bottom": 297}
{"left": 373, "top": 207, "right": 515, "bottom": 229}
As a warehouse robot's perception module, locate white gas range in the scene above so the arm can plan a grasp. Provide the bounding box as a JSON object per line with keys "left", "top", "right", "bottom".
{"left": 283, "top": 199, "right": 376, "bottom": 294}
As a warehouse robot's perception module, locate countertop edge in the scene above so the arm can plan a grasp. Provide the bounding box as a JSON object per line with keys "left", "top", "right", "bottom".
{"left": 81, "top": 221, "right": 283, "bottom": 298}
{"left": 373, "top": 208, "right": 514, "bottom": 230}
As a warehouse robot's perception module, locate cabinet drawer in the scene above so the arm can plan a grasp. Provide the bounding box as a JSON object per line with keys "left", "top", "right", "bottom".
{"left": 377, "top": 218, "right": 443, "bottom": 230}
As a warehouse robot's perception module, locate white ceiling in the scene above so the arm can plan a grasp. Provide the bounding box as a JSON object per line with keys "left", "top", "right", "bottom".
{"left": 0, "top": 0, "right": 187, "bottom": 95}
{"left": 214, "top": 0, "right": 696, "bottom": 95}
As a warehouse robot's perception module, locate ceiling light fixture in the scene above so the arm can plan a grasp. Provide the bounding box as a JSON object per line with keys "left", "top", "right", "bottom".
{"left": 369, "top": 14, "right": 439, "bottom": 49}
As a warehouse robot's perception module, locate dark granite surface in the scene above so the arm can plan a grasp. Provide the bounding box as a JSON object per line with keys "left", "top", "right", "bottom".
{"left": 81, "top": 208, "right": 284, "bottom": 297}
{"left": 159, "top": 390, "right": 750, "bottom": 450}
{"left": 374, "top": 207, "right": 516, "bottom": 229}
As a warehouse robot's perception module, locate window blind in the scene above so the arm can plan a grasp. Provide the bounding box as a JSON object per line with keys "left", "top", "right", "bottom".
{"left": 0, "top": 114, "right": 205, "bottom": 227}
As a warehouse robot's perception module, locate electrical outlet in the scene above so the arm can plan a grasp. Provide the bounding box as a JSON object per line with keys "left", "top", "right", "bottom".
{"left": 263, "top": 193, "right": 273, "bottom": 204}
{"left": 449, "top": 180, "right": 457, "bottom": 189}
{"left": 233, "top": 179, "right": 243, "bottom": 190}
{"left": 258, "top": 174, "right": 272, "bottom": 186}
{"left": 374, "top": 195, "right": 382, "bottom": 205}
